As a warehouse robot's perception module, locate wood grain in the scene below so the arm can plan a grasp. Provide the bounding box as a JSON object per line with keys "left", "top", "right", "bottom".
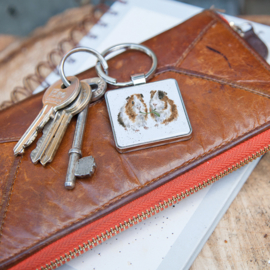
{"left": 191, "top": 152, "right": 270, "bottom": 270}
{"left": 0, "top": 4, "right": 96, "bottom": 107}
{"left": 181, "top": 16, "right": 270, "bottom": 268}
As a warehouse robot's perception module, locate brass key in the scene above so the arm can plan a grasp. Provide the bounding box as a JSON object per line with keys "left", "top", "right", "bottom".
{"left": 13, "top": 77, "right": 80, "bottom": 156}
{"left": 40, "top": 81, "right": 92, "bottom": 165}
{"left": 30, "top": 88, "right": 84, "bottom": 164}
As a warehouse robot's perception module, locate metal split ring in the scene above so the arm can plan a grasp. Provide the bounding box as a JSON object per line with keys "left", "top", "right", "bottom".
{"left": 95, "top": 43, "right": 157, "bottom": 87}
{"left": 59, "top": 47, "right": 109, "bottom": 88}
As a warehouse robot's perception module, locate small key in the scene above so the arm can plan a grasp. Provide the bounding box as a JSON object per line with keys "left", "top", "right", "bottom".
{"left": 30, "top": 89, "right": 84, "bottom": 164}
{"left": 40, "top": 81, "right": 92, "bottom": 166}
{"left": 65, "top": 77, "right": 107, "bottom": 189}
{"left": 30, "top": 113, "right": 61, "bottom": 164}
{"left": 13, "top": 76, "right": 81, "bottom": 156}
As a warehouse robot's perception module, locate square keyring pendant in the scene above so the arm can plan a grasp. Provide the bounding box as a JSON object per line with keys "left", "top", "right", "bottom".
{"left": 105, "top": 79, "right": 192, "bottom": 153}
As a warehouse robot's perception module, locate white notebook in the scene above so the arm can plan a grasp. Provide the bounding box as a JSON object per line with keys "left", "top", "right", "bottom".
{"left": 33, "top": 0, "right": 269, "bottom": 269}
{"left": 62, "top": 159, "right": 260, "bottom": 270}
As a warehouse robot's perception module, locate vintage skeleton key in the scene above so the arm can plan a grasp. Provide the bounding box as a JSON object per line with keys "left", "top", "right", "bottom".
{"left": 57, "top": 47, "right": 108, "bottom": 189}
{"left": 65, "top": 77, "right": 107, "bottom": 189}
{"left": 40, "top": 81, "right": 92, "bottom": 166}
{"left": 30, "top": 86, "right": 84, "bottom": 164}
{"left": 13, "top": 76, "right": 80, "bottom": 156}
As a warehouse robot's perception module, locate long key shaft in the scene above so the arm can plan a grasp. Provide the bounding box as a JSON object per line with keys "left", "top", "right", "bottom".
{"left": 64, "top": 77, "right": 106, "bottom": 189}
{"left": 65, "top": 105, "right": 94, "bottom": 189}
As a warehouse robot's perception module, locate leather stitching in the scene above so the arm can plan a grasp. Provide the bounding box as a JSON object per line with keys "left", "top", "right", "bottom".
{"left": 154, "top": 67, "right": 270, "bottom": 99}
{"left": 2, "top": 10, "right": 270, "bottom": 259}
{"left": 0, "top": 157, "right": 22, "bottom": 244}
{"left": 3, "top": 64, "right": 270, "bottom": 144}
{"left": 175, "top": 19, "right": 217, "bottom": 66}
{"left": 0, "top": 137, "right": 20, "bottom": 142}
{"left": 207, "top": 10, "right": 270, "bottom": 73}
{"left": 5, "top": 107, "right": 269, "bottom": 259}
{"left": 4, "top": 73, "right": 270, "bottom": 258}
{"left": 0, "top": 100, "right": 104, "bottom": 144}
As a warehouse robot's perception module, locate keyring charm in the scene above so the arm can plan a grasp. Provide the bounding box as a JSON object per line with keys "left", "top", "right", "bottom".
{"left": 96, "top": 43, "right": 192, "bottom": 153}
{"left": 95, "top": 43, "right": 157, "bottom": 87}
{"left": 59, "top": 47, "right": 109, "bottom": 88}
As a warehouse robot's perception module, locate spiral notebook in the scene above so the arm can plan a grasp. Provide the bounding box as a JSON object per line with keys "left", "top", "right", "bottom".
{"left": 29, "top": 0, "right": 270, "bottom": 269}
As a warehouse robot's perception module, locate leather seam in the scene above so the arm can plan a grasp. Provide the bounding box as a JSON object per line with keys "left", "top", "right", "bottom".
{"left": 3, "top": 10, "right": 270, "bottom": 259}
{"left": 0, "top": 100, "right": 104, "bottom": 144}
{"left": 207, "top": 10, "right": 270, "bottom": 73}
{"left": 0, "top": 137, "right": 20, "bottom": 141}
{"left": 5, "top": 115, "right": 270, "bottom": 258}
{"left": 0, "top": 157, "right": 22, "bottom": 244}
{"left": 154, "top": 67, "right": 270, "bottom": 99}
{"left": 175, "top": 19, "right": 217, "bottom": 66}
{"left": 3, "top": 69, "right": 270, "bottom": 259}
{"left": 0, "top": 137, "right": 19, "bottom": 140}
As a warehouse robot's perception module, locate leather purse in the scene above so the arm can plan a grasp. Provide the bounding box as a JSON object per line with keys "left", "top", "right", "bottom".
{"left": 1, "top": 10, "right": 270, "bottom": 270}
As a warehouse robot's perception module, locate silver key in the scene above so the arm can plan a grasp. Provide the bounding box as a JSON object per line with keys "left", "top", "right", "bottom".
{"left": 13, "top": 76, "right": 81, "bottom": 156}
{"left": 40, "top": 81, "right": 92, "bottom": 166}
{"left": 30, "top": 114, "right": 61, "bottom": 164}
{"left": 65, "top": 77, "right": 107, "bottom": 189}
{"left": 30, "top": 89, "right": 84, "bottom": 164}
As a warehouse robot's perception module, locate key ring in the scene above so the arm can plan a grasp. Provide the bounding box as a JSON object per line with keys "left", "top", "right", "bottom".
{"left": 59, "top": 47, "right": 109, "bottom": 88}
{"left": 95, "top": 43, "right": 158, "bottom": 87}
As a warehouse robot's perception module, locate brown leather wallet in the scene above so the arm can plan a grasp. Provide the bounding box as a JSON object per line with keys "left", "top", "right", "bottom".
{"left": 1, "top": 10, "right": 270, "bottom": 270}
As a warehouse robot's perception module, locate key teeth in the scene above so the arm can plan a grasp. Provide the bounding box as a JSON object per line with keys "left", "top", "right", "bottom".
{"left": 13, "top": 130, "right": 38, "bottom": 156}
{"left": 30, "top": 149, "right": 38, "bottom": 163}
{"left": 37, "top": 113, "right": 51, "bottom": 130}
{"left": 30, "top": 119, "right": 54, "bottom": 165}
{"left": 25, "top": 131, "right": 38, "bottom": 148}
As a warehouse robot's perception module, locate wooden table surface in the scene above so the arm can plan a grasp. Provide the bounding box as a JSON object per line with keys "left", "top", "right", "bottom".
{"left": 191, "top": 152, "right": 270, "bottom": 269}
{"left": 192, "top": 15, "right": 270, "bottom": 269}
{"left": 0, "top": 7, "right": 269, "bottom": 269}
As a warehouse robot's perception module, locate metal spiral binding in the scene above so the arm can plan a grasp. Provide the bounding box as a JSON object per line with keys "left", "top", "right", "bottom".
{"left": 0, "top": 1, "right": 124, "bottom": 110}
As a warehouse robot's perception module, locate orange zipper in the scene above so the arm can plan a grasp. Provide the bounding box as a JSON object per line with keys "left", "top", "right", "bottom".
{"left": 38, "top": 145, "right": 270, "bottom": 270}
{"left": 8, "top": 127, "right": 270, "bottom": 270}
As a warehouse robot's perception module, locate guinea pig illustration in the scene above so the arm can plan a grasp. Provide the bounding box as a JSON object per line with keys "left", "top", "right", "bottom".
{"left": 118, "top": 94, "right": 148, "bottom": 131}
{"left": 149, "top": 90, "right": 178, "bottom": 126}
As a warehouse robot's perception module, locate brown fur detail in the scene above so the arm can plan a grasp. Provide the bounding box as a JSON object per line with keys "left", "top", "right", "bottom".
{"left": 125, "top": 95, "right": 137, "bottom": 122}
{"left": 151, "top": 91, "right": 178, "bottom": 123}
{"left": 163, "top": 97, "right": 178, "bottom": 124}
{"left": 150, "top": 90, "right": 156, "bottom": 99}
{"left": 137, "top": 94, "right": 148, "bottom": 120}
{"left": 161, "top": 92, "right": 168, "bottom": 110}
{"left": 125, "top": 94, "right": 148, "bottom": 122}
{"left": 150, "top": 91, "right": 157, "bottom": 119}
{"left": 118, "top": 111, "right": 125, "bottom": 127}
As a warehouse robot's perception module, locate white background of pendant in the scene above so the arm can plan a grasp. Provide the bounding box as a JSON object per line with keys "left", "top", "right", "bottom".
{"left": 105, "top": 79, "right": 192, "bottom": 151}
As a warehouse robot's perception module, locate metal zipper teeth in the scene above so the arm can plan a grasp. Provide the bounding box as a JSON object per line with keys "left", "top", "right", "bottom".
{"left": 39, "top": 145, "right": 270, "bottom": 270}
